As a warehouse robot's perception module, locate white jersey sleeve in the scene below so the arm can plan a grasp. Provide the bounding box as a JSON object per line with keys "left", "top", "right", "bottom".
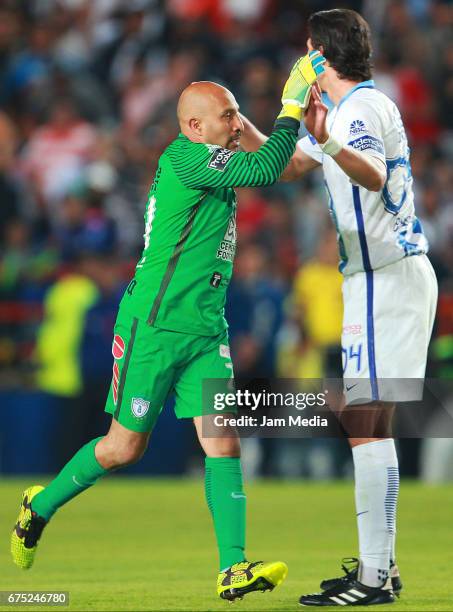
{"left": 297, "top": 133, "right": 323, "bottom": 164}
{"left": 337, "top": 98, "right": 386, "bottom": 167}
{"left": 297, "top": 100, "right": 387, "bottom": 171}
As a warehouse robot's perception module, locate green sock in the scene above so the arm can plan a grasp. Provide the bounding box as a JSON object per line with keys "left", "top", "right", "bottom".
{"left": 205, "top": 457, "right": 246, "bottom": 570}
{"left": 32, "top": 437, "right": 108, "bottom": 521}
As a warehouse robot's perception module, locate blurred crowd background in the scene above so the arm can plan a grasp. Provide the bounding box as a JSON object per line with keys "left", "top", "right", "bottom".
{"left": 1, "top": 0, "right": 452, "bottom": 479}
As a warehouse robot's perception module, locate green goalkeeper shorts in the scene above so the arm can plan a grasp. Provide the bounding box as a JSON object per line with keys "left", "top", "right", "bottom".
{"left": 104, "top": 309, "right": 234, "bottom": 432}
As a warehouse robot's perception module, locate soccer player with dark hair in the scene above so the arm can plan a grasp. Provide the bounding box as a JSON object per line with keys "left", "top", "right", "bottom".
{"left": 241, "top": 8, "right": 437, "bottom": 607}
{"left": 11, "top": 54, "right": 326, "bottom": 602}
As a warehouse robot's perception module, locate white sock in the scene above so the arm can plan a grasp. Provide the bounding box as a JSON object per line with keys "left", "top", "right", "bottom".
{"left": 352, "top": 439, "right": 399, "bottom": 587}
{"left": 390, "top": 532, "right": 396, "bottom": 566}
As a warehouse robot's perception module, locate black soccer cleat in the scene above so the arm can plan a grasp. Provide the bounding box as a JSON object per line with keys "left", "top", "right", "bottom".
{"left": 319, "top": 557, "right": 403, "bottom": 598}
{"left": 299, "top": 576, "right": 395, "bottom": 607}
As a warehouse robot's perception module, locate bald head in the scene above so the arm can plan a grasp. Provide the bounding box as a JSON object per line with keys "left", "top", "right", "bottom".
{"left": 176, "top": 81, "right": 243, "bottom": 150}
{"left": 177, "top": 81, "right": 232, "bottom": 129}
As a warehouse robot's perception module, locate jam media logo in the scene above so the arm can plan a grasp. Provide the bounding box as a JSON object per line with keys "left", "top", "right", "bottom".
{"left": 131, "top": 397, "right": 150, "bottom": 418}
{"left": 349, "top": 119, "right": 366, "bottom": 135}
{"left": 208, "top": 147, "right": 235, "bottom": 171}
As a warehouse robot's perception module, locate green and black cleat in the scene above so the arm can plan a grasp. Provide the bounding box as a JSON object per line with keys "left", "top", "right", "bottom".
{"left": 11, "top": 486, "right": 47, "bottom": 569}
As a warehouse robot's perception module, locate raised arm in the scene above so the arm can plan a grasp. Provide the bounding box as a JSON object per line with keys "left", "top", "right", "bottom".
{"left": 305, "top": 83, "right": 386, "bottom": 192}
{"left": 171, "top": 52, "right": 326, "bottom": 190}
{"left": 170, "top": 119, "right": 299, "bottom": 189}
{"left": 239, "top": 114, "right": 321, "bottom": 182}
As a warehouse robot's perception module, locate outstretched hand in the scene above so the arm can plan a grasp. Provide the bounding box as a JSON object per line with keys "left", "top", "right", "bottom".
{"left": 303, "top": 82, "right": 329, "bottom": 144}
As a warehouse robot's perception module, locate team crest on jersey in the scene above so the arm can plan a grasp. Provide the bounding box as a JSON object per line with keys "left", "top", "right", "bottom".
{"left": 349, "top": 119, "right": 366, "bottom": 135}
{"left": 208, "top": 148, "right": 235, "bottom": 171}
{"left": 131, "top": 397, "right": 150, "bottom": 418}
{"left": 216, "top": 214, "right": 237, "bottom": 261}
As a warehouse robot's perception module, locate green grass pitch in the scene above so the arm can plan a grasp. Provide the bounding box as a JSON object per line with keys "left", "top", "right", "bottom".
{"left": 1, "top": 479, "right": 452, "bottom": 611}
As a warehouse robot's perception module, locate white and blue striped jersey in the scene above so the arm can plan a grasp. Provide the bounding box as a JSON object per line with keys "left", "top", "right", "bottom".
{"left": 298, "top": 80, "right": 428, "bottom": 276}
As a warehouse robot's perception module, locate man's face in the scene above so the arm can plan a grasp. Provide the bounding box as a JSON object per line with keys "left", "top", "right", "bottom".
{"left": 199, "top": 91, "right": 244, "bottom": 150}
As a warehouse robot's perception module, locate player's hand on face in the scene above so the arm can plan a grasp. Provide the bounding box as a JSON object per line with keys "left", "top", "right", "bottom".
{"left": 304, "top": 82, "right": 329, "bottom": 144}
{"left": 278, "top": 51, "right": 326, "bottom": 122}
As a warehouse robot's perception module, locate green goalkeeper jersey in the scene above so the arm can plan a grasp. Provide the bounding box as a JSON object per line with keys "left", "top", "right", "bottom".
{"left": 119, "top": 117, "right": 299, "bottom": 336}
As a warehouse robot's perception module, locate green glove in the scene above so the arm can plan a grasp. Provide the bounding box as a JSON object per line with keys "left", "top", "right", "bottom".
{"left": 278, "top": 50, "right": 326, "bottom": 122}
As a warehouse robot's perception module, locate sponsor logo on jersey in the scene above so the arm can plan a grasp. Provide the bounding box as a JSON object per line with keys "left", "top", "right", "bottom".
{"left": 112, "top": 334, "right": 125, "bottom": 359}
{"left": 342, "top": 324, "right": 362, "bottom": 335}
{"left": 112, "top": 361, "right": 120, "bottom": 404}
{"left": 393, "top": 214, "right": 414, "bottom": 232}
{"left": 208, "top": 148, "right": 235, "bottom": 171}
{"left": 219, "top": 344, "right": 231, "bottom": 358}
{"left": 210, "top": 272, "right": 222, "bottom": 288}
{"left": 216, "top": 214, "right": 237, "bottom": 262}
{"left": 348, "top": 134, "right": 384, "bottom": 155}
{"left": 349, "top": 119, "right": 366, "bottom": 135}
{"left": 131, "top": 397, "right": 150, "bottom": 418}
{"left": 126, "top": 279, "right": 137, "bottom": 295}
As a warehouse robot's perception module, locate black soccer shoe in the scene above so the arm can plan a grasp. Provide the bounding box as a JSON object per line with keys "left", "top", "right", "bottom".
{"left": 299, "top": 577, "right": 395, "bottom": 607}
{"left": 320, "top": 557, "right": 403, "bottom": 598}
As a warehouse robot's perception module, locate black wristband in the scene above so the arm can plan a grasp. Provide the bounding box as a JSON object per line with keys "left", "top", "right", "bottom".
{"left": 273, "top": 116, "right": 300, "bottom": 134}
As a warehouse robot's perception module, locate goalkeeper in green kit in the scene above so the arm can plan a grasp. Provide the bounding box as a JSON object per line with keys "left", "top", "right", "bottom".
{"left": 11, "top": 51, "right": 325, "bottom": 601}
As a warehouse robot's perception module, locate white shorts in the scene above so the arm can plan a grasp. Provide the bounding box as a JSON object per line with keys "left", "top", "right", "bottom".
{"left": 342, "top": 254, "right": 438, "bottom": 404}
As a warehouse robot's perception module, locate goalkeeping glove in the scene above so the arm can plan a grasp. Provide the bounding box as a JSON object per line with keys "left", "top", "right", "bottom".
{"left": 278, "top": 50, "right": 326, "bottom": 122}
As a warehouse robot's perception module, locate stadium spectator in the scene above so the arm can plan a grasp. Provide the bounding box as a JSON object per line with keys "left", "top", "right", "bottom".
{"left": 0, "top": 112, "right": 22, "bottom": 239}
{"left": 227, "top": 241, "right": 286, "bottom": 379}
{"left": 2, "top": 20, "right": 55, "bottom": 113}
{"left": 32, "top": 251, "right": 123, "bottom": 461}
{"left": 291, "top": 224, "right": 343, "bottom": 374}
{"left": 21, "top": 97, "right": 97, "bottom": 207}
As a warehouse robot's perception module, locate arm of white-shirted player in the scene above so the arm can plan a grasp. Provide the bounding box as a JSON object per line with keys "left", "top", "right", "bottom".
{"left": 329, "top": 146, "right": 387, "bottom": 192}
{"left": 304, "top": 84, "right": 387, "bottom": 192}
{"left": 240, "top": 113, "right": 320, "bottom": 182}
